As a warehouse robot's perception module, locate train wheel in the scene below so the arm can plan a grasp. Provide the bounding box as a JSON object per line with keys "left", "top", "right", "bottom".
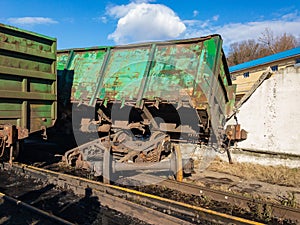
{"left": 174, "top": 144, "right": 183, "bottom": 182}
{"left": 103, "top": 148, "right": 112, "bottom": 184}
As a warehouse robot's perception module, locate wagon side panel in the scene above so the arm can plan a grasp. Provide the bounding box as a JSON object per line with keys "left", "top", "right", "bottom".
{"left": 0, "top": 23, "right": 57, "bottom": 135}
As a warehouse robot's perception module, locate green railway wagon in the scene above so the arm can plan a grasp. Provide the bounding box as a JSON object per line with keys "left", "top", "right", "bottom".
{"left": 57, "top": 35, "right": 244, "bottom": 182}
{"left": 0, "top": 23, "right": 57, "bottom": 161}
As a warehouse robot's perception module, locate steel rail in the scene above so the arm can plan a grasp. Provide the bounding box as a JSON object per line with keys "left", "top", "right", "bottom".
{"left": 0, "top": 191, "right": 74, "bottom": 225}
{"left": 5, "top": 163, "right": 265, "bottom": 225}
{"left": 4, "top": 163, "right": 191, "bottom": 225}
{"left": 127, "top": 173, "right": 300, "bottom": 223}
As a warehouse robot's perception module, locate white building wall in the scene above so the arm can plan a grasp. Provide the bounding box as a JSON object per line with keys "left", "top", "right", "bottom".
{"left": 227, "top": 66, "right": 300, "bottom": 156}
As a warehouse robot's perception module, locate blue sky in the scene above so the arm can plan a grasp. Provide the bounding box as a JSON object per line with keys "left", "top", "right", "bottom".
{"left": 1, "top": 0, "right": 300, "bottom": 53}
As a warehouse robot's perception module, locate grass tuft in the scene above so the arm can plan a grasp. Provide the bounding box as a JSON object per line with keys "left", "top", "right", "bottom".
{"left": 207, "top": 158, "right": 300, "bottom": 187}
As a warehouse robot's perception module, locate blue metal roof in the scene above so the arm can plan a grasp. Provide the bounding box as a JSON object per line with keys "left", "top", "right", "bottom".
{"left": 229, "top": 47, "right": 300, "bottom": 73}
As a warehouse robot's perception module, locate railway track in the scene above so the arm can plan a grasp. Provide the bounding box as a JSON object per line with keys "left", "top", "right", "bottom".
{"left": 124, "top": 174, "right": 300, "bottom": 223}
{"left": 0, "top": 191, "right": 74, "bottom": 225}
{"left": 2, "top": 162, "right": 266, "bottom": 225}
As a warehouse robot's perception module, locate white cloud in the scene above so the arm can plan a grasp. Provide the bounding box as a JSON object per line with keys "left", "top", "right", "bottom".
{"left": 107, "top": 2, "right": 186, "bottom": 44}
{"left": 105, "top": 3, "right": 300, "bottom": 53}
{"left": 101, "top": 16, "right": 108, "bottom": 24}
{"left": 183, "top": 12, "right": 300, "bottom": 53}
{"left": 7, "top": 17, "right": 58, "bottom": 25}
{"left": 212, "top": 15, "right": 219, "bottom": 21}
{"left": 182, "top": 20, "right": 199, "bottom": 26}
{"left": 94, "top": 16, "right": 108, "bottom": 24}
{"left": 193, "top": 10, "right": 199, "bottom": 17}
{"left": 183, "top": 15, "right": 221, "bottom": 29}
{"left": 281, "top": 11, "right": 298, "bottom": 20}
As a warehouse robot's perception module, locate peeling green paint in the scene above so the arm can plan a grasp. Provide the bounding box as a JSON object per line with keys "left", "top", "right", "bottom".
{"left": 57, "top": 35, "right": 235, "bottom": 121}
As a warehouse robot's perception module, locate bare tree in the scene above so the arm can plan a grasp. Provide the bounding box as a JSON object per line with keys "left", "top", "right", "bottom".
{"left": 226, "top": 28, "right": 298, "bottom": 66}
{"left": 227, "top": 39, "right": 261, "bottom": 66}
{"left": 258, "top": 28, "right": 297, "bottom": 54}
{"left": 273, "top": 32, "right": 297, "bottom": 52}
{"left": 258, "top": 28, "right": 276, "bottom": 54}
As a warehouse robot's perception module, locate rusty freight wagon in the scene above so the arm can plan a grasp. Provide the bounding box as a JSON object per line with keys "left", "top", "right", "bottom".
{"left": 0, "top": 23, "right": 57, "bottom": 162}
{"left": 57, "top": 35, "right": 241, "bottom": 183}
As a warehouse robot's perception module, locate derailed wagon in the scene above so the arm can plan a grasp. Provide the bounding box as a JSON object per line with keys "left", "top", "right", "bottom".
{"left": 0, "top": 23, "right": 57, "bottom": 162}
{"left": 57, "top": 35, "right": 243, "bottom": 183}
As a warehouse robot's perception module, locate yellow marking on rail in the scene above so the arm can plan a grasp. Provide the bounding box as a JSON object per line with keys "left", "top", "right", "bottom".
{"left": 110, "top": 185, "right": 266, "bottom": 225}
{"left": 18, "top": 163, "right": 265, "bottom": 225}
